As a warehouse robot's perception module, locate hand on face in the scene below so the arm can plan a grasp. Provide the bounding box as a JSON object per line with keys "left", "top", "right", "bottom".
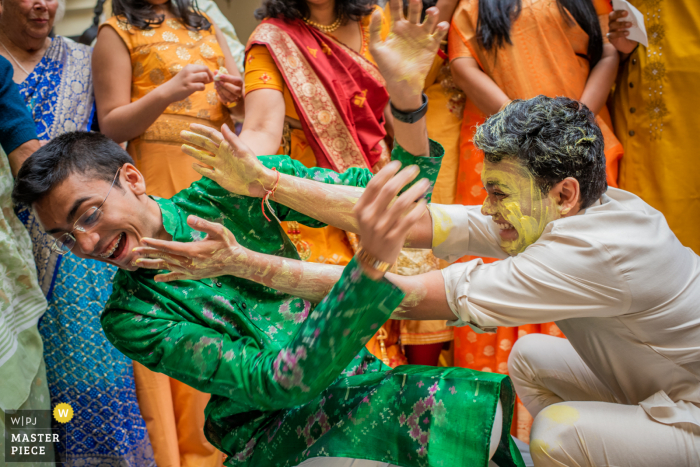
{"left": 161, "top": 64, "right": 213, "bottom": 103}
{"left": 132, "top": 215, "right": 246, "bottom": 282}
{"left": 180, "top": 123, "right": 276, "bottom": 198}
{"left": 368, "top": 0, "right": 448, "bottom": 109}
{"left": 608, "top": 10, "right": 637, "bottom": 54}
{"left": 353, "top": 161, "right": 430, "bottom": 272}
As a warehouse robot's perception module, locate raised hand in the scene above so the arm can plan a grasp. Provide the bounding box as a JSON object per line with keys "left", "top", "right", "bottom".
{"left": 353, "top": 160, "right": 430, "bottom": 277}
{"left": 369, "top": 0, "right": 449, "bottom": 108}
{"left": 132, "top": 215, "right": 248, "bottom": 282}
{"left": 180, "top": 123, "right": 277, "bottom": 197}
{"left": 608, "top": 9, "right": 638, "bottom": 55}
{"left": 161, "top": 64, "right": 214, "bottom": 103}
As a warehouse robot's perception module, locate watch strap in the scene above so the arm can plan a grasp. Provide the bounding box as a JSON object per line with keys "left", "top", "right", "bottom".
{"left": 390, "top": 93, "right": 428, "bottom": 124}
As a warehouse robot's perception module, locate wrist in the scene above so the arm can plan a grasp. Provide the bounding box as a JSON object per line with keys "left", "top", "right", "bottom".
{"left": 388, "top": 93, "right": 423, "bottom": 113}
{"left": 356, "top": 247, "right": 392, "bottom": 281}
{"left": 256, "top": 167, "right": 279, "bottom": 198}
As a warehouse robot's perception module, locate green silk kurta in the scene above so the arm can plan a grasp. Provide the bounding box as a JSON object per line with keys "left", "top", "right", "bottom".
{"left": 101, "top": 143, "right": 524, "bottom": 467}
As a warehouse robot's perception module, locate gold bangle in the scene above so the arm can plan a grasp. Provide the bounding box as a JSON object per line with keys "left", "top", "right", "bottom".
{"left": 226, "top": 100, "right": 238, "bottom": 109}
{"left": 356, "top": 247, "right": 392, "bottom": 274}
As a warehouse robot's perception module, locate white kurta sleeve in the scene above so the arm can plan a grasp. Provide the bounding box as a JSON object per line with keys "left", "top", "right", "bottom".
{"left": 441, "top": 228, "right": 633, "bottom": 330}
{"left": 427, "top": 204, "right": 509, "bottom": 262}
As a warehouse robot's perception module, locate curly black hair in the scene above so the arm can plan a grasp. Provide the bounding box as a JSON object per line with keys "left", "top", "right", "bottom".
{"left": 473, "top": 95, "right": 607, "bottom": 209}
{"left": 112, "top": 0, "right": 211, "bottom": 31}
{"left": 255, "top": 0, "right": 376, "bottom": 22}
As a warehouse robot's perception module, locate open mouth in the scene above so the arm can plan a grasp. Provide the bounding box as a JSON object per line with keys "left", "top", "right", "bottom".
{"left": 496, "top": 222, "right": 515, "bottom": 232}
{"left": 99, "top": 232, "right": 127, "bottom": 260}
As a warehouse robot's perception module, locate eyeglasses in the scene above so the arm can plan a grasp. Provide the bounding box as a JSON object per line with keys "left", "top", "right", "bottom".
{"left": 51, "top": 168, "right": 121, "bottom": 255}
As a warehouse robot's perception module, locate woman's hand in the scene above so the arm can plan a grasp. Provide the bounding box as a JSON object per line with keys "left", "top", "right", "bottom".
{"left": 214, "top": 71, "right": 244, "bottom": 106}
{"left": 180, "top": 123, "right": 277, "bottom": 197}
{"left": 608, "top": 10, "right": 638, "bottom": 55}
{"left": 353, "top": 160, "right": 430, "bottom": 279}
{"left": 369, "top": 0, "right": 449, "bottom": 109}
{"left": 132, "top": 215, "right": 247, "bottom": 282}
{"left": 160, "top": 64, "right": 214, "bottom": 103}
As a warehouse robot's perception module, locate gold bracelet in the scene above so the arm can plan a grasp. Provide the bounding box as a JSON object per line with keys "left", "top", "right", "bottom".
{"left": 226, "top": 100, "right": 238, "bottom": 109}
{"left": 356, "top": 247, "right": 392, "bottom": 274}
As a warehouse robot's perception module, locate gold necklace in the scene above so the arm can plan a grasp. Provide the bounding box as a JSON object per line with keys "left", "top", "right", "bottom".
{"left": 303, "top": 15, "right": 342, "bottom": 34}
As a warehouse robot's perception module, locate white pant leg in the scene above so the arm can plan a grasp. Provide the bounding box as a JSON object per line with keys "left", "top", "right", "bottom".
{"left": 507, "top": 334, "right": 617, "bottom": 418}
{"left": 530, "top": 400, "right": 700, "bottom": 467}
{"left": 297, "top": 402, "right": 503, "bottom": 467}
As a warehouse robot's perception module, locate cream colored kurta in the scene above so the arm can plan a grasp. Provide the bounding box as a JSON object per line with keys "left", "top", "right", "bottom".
{"left": 430, "top": 187, "right": 700, "bottom": 428}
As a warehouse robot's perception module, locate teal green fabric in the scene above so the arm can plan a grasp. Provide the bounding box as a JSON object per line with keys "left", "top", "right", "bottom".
{"left": 102, "top": 147, "right": 524, "bottom": 467}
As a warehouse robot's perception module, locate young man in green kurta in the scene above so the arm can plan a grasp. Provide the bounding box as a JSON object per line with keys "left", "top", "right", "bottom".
{"left": 12, "top": 2, "right": 525, "bottom": 466}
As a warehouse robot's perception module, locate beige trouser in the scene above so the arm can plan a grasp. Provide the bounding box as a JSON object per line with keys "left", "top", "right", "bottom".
{"left": 508, "top": 334, "right": 700, "bottom": 467}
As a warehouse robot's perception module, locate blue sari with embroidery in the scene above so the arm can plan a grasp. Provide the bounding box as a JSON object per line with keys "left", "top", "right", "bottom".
{"left": 15, "top": 36, "right": 155, "bottom": 467}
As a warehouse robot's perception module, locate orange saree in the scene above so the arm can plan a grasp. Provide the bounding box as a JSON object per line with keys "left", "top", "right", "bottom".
{"left": 447, "top": 0, "right": 621, "bottom": 441}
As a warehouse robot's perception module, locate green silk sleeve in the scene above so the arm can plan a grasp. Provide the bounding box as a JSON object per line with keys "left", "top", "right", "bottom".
{"left": 257, "top": 139, "right": 444, "bottom": 227}
{"left": 101, "top": 258, "right": 404, "bottom": 411}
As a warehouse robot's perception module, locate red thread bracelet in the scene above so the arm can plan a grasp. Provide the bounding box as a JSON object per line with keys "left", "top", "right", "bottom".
{"left": 261, "top": 168, "right": 280, "bottom": 222}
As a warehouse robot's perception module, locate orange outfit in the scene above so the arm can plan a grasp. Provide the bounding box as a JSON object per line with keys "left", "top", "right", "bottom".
{"left": 103, "top": 15, "right": 233, "bottom": 199}
{"left": 102, "top": 15, "right": 229, "bottom": 467}
{"left": 447, "top": 0, "right": 621, "bottom": 441}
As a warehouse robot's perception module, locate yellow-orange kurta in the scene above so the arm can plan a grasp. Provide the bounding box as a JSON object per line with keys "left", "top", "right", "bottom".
{"left": 102, "top": 15, "right": 230, "bottom": 467}
{"left": 447, "top": 0, "right": 620, "bottom": 441}
{"left": 612, "top": 0, "right": 700, "bottom": 255}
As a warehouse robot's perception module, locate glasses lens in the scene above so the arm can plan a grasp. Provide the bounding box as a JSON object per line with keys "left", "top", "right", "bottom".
{"left": 76, "top": 207, "right": 102, "bottom": 232}
{"left": 53, "top": 234, "right": 76, "bottom": 254}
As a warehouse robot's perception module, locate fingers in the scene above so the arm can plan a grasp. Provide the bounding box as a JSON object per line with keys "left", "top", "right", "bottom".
{"left": 422, "top": 6, "right": 439, "bottom": 34}
{"left": 180, "top": 131, "right": 220, "bottom": 154}
{"left": 372, "top": 165, "right": 422, "bottom": 216}
{"left": 182, "top": 144, "right": 216, "bottom": 165}
{"left": 154, "top": 272, "right": 191, "bottom": 283}
{"left": 368, "top": 9, "right": 383, "bottom": 48}
{"left": 389, "top": 0, "right": 404, "bottom": 22}
{"left": 221, "top": 123, "right": 254, "bottom": 158}
{"left": 139, "top": 237, "right": 199, "bottom": 257}
{"left": 187, "top": 215, "right": 226, "bottom": 238}
{"left": 392, "top": 198, "right": 427, "bottom": 239}
{"left": 188, "top": 123, "right": 225, "bottom": 145}
{"left": 354, "top": 160, "right": 402, "bottom": 213}
{"left": 609, "top": 9, "right": 628, "bottom": 22}
{"left": 374, "top": 178, "right": 430, "bottom": 233}
{"left": 132, "top": 258, "right": 169, "bottom": 270}
{"left": 192, "top": 163, "right": 216, "bottom": 179}
{"left": 215, "top": 84, "right": 238, "bottom": 104}
{"left": 407, "top": 0, "right": 421, "bottom": 24}
{"left": 192, "top": 71, "right": 213, "bottom": 84}
{"left": 217, "top": 74, "right": 243, "bottom": 86}
{"left": 608, "top": 21, "right": 632, "bottom": 33}
{"left": 432, "top": 21, "right": 449, "bottom": 44}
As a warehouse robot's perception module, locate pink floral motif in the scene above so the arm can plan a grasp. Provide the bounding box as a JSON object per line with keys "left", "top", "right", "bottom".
{"left": 449, "top": 386, "right": 457, "bottom": 395}
{"left": 273, "top": 346, "right": 310, "bottom": 391}
{"left": 296, "top": 397, "right": 331, "bottom": 447}
{"left": 279, "top": 298, "right": 311, "bottom": 323}
{"left": 398, "top": 380, "right": 448, "bottom": 458}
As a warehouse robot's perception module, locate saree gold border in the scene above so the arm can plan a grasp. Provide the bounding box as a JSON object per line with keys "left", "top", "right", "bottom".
{"left": 325, "top": 33, "right": 386, "bottom": 86}
{"left": 250, "top": 24, "right": 369, "bottom": 172}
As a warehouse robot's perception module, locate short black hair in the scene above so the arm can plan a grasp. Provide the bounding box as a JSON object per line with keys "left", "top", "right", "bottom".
{"left": 12, "top": 132, "right": 134, "bottom": 206}
{"left": 255, "top": 0, "right": 375, "bottom": 22}
{"left": 473, "top": 95, "right": 607, "bottom": 209}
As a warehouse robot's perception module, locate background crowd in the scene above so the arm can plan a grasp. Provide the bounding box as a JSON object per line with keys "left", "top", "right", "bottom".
{"left": 0, "top": 0, "right": 697, "bottom": 465}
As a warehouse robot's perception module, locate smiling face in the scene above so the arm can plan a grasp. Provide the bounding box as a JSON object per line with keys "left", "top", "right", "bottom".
{"left": 0, "top": 0, "right": 59, "bottom": 45}
{"left": 32, "top": 164, "right": 168, "bottom": 271}
{"left": 480, "top": 158, "right": 562, "bottom": 256}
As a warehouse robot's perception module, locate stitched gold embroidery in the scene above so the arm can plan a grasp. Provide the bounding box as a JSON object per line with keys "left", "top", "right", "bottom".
{"left": 166, "top": 19, "right": 182, "bottom": 29}
{"left": 167, "top": 97, "right": 192, "bottom": 113}
{"left": 188, "top": 30, "right": 202, "bottom": 41}
{"left": 162, "top": 31, "right": 179, "bottom": 42}
{"left": 149, "top": 68, "right": 165, "bottom": 85}
{"left": 141, "top": 29, "right": 155, "bottom": 37}
{"left": 176, "top": 47, "right": 191, "bottom": 60}
{"left": 307, "top": 46, "right": 318, "bottom": 57}
{"left": 200, "top": 43, "right": 215, "bottom": 58}
{"left": 133, "top": 61, "right": 144, "bottom": 77}
{"left": 353, "top": 90, "right": 367, "bottom": 108}
{"left": 639, "top": 0, "right": 666, "bottom": 139}
{"left": 249, "top": 24, "right": 369, "bottom": 171}
{"left": 206, "top": 91, "right": 218, "bottom": 106}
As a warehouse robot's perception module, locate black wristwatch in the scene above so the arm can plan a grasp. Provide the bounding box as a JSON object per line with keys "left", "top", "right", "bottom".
{"left": 390, "top": 93, "right": 428, "bottom": 124}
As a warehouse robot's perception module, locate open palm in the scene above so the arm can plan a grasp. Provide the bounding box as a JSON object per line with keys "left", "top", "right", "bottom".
{"left": 369, "top": 0, "right": 449, "bottom": 104}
